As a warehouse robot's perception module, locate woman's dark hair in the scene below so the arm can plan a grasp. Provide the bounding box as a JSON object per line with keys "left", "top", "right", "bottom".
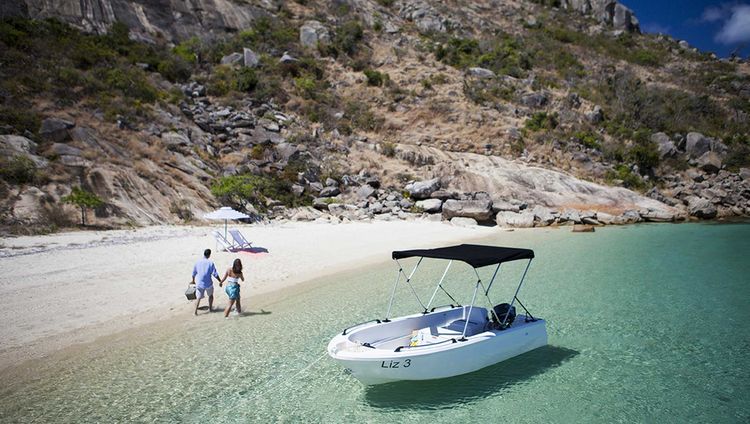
{"left": 232, "top": 258, "right": 243, "bottom": 275}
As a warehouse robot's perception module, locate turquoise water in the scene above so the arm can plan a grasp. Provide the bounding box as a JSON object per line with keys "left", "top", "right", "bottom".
{"left": 1, "top": 223, "right": 749, "bottom": 423}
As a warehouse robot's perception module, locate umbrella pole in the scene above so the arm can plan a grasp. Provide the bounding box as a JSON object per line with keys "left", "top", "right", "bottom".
{"left": 224, "top": 220, "right": 227, "bottom": 239}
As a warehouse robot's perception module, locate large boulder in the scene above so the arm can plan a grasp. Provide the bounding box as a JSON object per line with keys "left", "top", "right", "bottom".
{"left": 220, "top": 52, "right": 243, "bottom": 65}
{"left": 356, "top": 185, "right": 376, "bottom": 199}
{"left": 405, "top": 178, "right": 440, "bottom": 200}
{"left": 415, "top": 198, "right": 443, "bottom": 213}
{"left": 687, "top": 196, "right": 717, "bottom": 219}
{"left": 613, "top": 3, "right": 639, "bottom": 32}
{"left": 640, "top": 209, "right": 675, "bottom": 222}
{"left": 685, "top": 132, "right": 711, "bottom": 158}
{"left": 651, "top": 132, "right": 676, "bottom": 159}
{"left": 243, "top": 48, "right": 259, "bottom": 68}
{"left": 0, "top": 135, "right": 48, "bottom": 167}
{"left": 520, "top": 92, "right": 548, "bottom": 108}
{"left": 467, "top": 67, "right": 495, "bottom": 79}
{"left": 39, "top": 117, "right": 74, "bottom": 142}
{"left": 442, "top": 199, "right": 493, "bottom": 221}
{"left": 299, "top": 21, "right": 330, "bottom": 48}
{"left": 492, "top": 199, "right": 520, "bottom": 213}
{"left": 531, "top": 205, "right": 557, "bottom": 226}
{"left": 697, "top": 151, "right": 722, "bottom": 174}
{"left": 161, "top": 132, "right": 191, "bottom": 151}
{"left": 319, "top": 186, "right": 340, "bottom": 197}
{"left": 450, "top": 217, "right": 478, "bottom": 227}
{"left": 495, "top": 211, "right": 535, "bottom": 228}
{"left": 562, "top": 0, "right": 640, "bottom": 33}
{"left": 50, "top": 143, "right": 82, "bottom": 157}
{"left": 399, "top": 1, "right": 456, "bottom": 33}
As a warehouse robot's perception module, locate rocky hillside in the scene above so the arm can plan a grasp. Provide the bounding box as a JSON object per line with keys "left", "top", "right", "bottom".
{"left": 1, "top": 0, "right": 748, "bottom": 233}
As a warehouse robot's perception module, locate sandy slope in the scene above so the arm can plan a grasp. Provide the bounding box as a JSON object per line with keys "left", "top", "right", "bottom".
{"left": 0, "top": 220, "right": 495, "bottom": 369}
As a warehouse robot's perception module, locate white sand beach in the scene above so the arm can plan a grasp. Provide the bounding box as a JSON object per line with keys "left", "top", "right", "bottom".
{"left": 0, "top": 220, "right": 497, "bottom": 369}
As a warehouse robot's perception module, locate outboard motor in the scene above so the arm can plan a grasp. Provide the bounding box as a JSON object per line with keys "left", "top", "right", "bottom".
{"left": 491, "top": 303, "right": 516, "bottom": 328}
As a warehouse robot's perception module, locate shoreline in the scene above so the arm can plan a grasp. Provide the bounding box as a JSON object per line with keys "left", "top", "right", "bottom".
{"left": 0, "top": 219, "right": 498, "bottom": 371}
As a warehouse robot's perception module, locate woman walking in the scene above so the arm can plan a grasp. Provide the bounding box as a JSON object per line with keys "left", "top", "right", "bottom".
{"left": 220, "top": 258, "right": 244, "bottom": 318}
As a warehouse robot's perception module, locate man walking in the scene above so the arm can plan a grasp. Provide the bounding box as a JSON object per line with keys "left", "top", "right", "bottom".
{"left": 191, "top": 249, "right": 221, "bottom": 315}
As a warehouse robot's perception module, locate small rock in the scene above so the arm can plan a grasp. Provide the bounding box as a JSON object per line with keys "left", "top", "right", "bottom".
{"left": 365, "top": 177, "right": 381, "bottom": 188}
{"left": 572, "top": 225, "right": 595, "bottom": 233}
{"left": 291, "top": 184, "right": 305, "bottom": 197}
{"left": 325, "top": 178, "right": 339, "bottom": 187}
{"left": 280, "top": 52, "right": 298, "bottom": 63}
{"left": 585, "top": 106, "right": 604, "bottom": 124}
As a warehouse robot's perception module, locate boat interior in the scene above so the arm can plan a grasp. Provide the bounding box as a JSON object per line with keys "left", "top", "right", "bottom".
{"left": 346, "top": 306, "right": 498, "bottom": 351}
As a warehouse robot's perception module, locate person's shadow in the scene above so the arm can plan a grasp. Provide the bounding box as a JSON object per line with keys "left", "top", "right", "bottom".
{"left": 237, "top": 246, "right": 269, "bottom": 254}
{"left": 363, "top": 345, "right": 578, "bottom": 409}
{"left": 238, "top": 309, "right": 272, "bottom": 317}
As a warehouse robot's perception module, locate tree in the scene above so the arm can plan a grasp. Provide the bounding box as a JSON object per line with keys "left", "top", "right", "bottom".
{"left": 62, "top": 186, "right": 103, "bottom": 226}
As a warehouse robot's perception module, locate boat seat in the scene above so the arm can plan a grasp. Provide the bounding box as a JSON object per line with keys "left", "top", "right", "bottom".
{"left": 437, "top": 319, "right": 487, "bottom": 337}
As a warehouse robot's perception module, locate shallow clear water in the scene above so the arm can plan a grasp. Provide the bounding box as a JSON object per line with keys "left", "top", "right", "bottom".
{"left": 1, "top": 223, "right": 749, "bottom": 423}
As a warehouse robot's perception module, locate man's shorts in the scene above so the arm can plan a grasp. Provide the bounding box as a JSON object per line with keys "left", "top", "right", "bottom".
{"left": 195, "top": 286, "right": 214, "bottom": 299}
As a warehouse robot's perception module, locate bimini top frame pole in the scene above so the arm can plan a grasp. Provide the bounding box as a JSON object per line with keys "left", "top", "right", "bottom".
{"left": 501, "top": 258, "right": 533, "bottom": 327}
{"left": 384, "top": 258, "right": 424, "bottom": 322}
{"left": 423, "top": 260, "right": 453, "bottom": 313}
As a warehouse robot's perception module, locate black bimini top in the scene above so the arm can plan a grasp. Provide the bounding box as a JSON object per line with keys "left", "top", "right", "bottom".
{"left": 392, "top": 244, "right": 534, "bottom": 268}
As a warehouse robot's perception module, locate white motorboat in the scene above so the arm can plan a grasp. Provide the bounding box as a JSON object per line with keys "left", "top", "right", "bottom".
{"left": 327, "top": 244, "right": 547, "bottom": 385}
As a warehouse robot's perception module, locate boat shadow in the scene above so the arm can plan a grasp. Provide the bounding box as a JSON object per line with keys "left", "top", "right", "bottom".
{"left": 362, "top": 345, "right": 578, "bottom": 410}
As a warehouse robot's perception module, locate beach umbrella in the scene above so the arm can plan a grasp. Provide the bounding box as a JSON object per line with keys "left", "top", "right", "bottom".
{"left": 203, "top": 206, "right": 250, "bottom": 238}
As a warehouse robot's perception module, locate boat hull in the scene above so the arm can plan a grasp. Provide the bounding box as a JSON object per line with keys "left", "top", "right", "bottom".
{"left": 328, "top": 317, "right": 547, "bottom": 385}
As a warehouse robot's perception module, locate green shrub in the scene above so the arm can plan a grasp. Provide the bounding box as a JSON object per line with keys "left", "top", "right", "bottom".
{"left": 524, "top": 112, "right": 558, "bottom": 131}
{"left": 0, "top": 106, "right": 41, "bottom": 134}
{"left": 157, "top": 55, "right": 192, "bottom": 82}
{"left": 62, "top": 186, "right": 104, "bottom": 225}
{"left": 573, "top": 131, "right": 601, "bottom": 150}
{"left": 326, "top": 20, "right": 364, "bottom": 57}
{"left": 343, "top": 100, "right": 383, "bottom": 132}
{"left": 628, "top": 133, "right": 660, "bottom": 172}
{"left": 0, "top": 156, "right": 38, "bottom": 184}
{"left": 606, "top": 164, "right": 645, "bottom": 190}
{"left": 363, "top": 69, "right": 388, "bottom": 86}
{"left": 381, "top": 141, "right": 396, "bottom": 157}
{"left": 432, "top": 33, "right": 531, "bottom": 78}
{"left": 210, "top": 174, "right": 310, "bottom": 211}
{"left": 173, "top": 37, "right": 200, "bottom": 63}
{"left": 235, "top": 68, "right": 259, "bottom": 92}
{"left": 463, "top": 79, "right": 513, "bottom": 105}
